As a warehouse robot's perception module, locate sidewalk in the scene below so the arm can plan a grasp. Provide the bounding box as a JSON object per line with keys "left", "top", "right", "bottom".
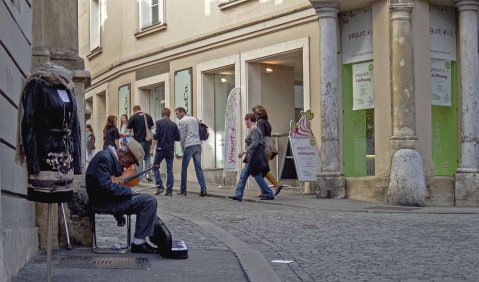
{"left": 149, "top": 180, "right": 479, "bottom": 215}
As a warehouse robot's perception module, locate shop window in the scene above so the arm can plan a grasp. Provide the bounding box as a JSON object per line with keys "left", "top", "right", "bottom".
{"left": 139, "top": 0, "right": 164, "bottom": 30}
{"left": 342, "top": 63, "right": 375, "bottom": 177}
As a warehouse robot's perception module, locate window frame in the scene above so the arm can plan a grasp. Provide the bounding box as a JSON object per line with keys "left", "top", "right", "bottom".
{"left": 139, "top": 0, "right": 165, "bottom": 31}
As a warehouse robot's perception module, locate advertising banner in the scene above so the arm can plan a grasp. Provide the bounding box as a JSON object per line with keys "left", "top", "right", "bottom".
{"left": 223, "top": 87, "right": 241, "bottom": 173}
{"left": 341, "top": 8, "right": 373, "bottom": 64}
{"left": 431, "top": 59, "right": 452, "bottom": 106}
{"left": 430, "top": 6, "right": 456, "bottom": 61}
{"left": 352, "top": 62, "right": 374, "bottom": 110}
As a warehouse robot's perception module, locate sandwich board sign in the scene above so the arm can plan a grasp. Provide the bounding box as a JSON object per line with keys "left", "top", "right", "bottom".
{"left": 280, "top": 136, "right": 321, "bottom": 182}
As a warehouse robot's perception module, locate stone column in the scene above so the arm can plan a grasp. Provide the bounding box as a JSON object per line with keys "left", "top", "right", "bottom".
{"left": 31, "top": 0, "right": 91, "bottom": 249}
{"left": 455, "top": 0, "right": 479, "bottom": 207}
{"left": 311, "top": 1, "right": 345, "bottom": 199}
{"left": 386, "top": 1, "right": 427, "bottom": 206}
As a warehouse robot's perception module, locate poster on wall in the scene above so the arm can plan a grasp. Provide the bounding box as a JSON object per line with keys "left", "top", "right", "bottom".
{"left": 340, "top": 7, "right": 373, "bottom": 64}
{"left": 223, "top": 87, "right": 241, "bottom": 174}
{"left": 429, "top": 6, "right": 456, "bottom": 61}
{"left": 431, "top": 59, "right": 451, "bottom": 106}
{"left": 352, "top": 62, "right": 374, "bottom": 110}
{"left": 118, "top": 84, "right": 130, "bottom": 117}
{"left": 174, "top": 68, "right": 192, "bottom": 156}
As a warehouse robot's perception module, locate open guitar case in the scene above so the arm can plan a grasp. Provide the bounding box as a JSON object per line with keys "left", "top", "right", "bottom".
{"left": 150, "top": 216, "right": 188, "bottom": 259}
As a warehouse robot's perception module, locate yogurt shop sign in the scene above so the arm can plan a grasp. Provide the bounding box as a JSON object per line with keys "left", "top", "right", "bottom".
{"left": 340, "top": 7, "right": 373, "bottom": 64}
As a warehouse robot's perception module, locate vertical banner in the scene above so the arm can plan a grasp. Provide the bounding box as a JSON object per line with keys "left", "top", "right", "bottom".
{"left": 174, "top": 68, "right": 192, "bottom": 156}
{"left": 429, "top": 6, "right": 456, "bottom": 61}
{"left": 118, "top": 84, "right": 130, "bottom": 117}
{"left": 223, "top": 87, "right": 241, "bottom": 173}
{"left": 352, "top": 62, "right": 374, "bottom": 110}
{"left": 431, "top": 59, "right": 452, "bottom": 106}
{"left": 340, "top": 7, "right": 373, "bottom": 64}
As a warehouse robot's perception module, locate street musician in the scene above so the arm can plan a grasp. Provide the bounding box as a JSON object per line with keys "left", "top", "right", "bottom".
{"left": 86, "top": 139, "right": 158, "bottom": 253}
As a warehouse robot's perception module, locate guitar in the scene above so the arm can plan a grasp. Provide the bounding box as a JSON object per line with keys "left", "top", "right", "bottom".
{"left": 112, "top": 164, "right": 160, "bottom": 187}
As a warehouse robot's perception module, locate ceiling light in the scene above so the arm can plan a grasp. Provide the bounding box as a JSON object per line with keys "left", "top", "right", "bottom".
{"left": 264, "top": 67, "right": 273, "bottom": 73}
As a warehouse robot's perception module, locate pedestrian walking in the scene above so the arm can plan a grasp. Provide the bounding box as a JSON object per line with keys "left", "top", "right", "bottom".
{"left": 152, "top": 108, "right": 180, "bottom": 196}
{"left": 102, "top": 115, "right": 120, "bottom": 149}
{"left": 228, "top": 113, "right": 274, "bottom": 201}
{"left": 252, "top": 105, "right": 286, "bottom": 196}
{"left": 127, "top": 105, "right": 154, "bottom": 182}
{"left": 175, "top": 107, "right": 207, "bottom": 197}
{"left": 86, "top": 124, "right": 95, "bottom": 163}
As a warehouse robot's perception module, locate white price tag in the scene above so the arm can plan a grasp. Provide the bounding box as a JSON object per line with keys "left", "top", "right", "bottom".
{"left": 57, "top": 90, "right": 70, "bottom": 103}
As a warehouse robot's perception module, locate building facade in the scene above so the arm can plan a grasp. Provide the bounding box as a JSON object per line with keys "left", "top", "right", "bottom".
{"left": 79, "top": 0, "right": 479, "bottom": 207}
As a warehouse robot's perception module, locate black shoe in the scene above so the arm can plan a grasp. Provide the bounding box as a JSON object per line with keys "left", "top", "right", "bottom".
{"left": 130, "top": 242, "right": 157, "bottom": 253}
{"left": 165, "top": 192, "right": 172, "bottom": 196}
{"left": 275, "top": 185, "right": 285, "bottom": 196}
{"left": 146, "top": 174, "right": 153, "bottom": 182}
{"left": 200, "top": 191, "right": 207, "bottom": 197}
{"left": 154, "top": 187, "right": 165, "bottom": 195}
{"left": 228, "top": 196, "right": 242, "bottom": 202}
{"left": 260, "top": 196, "right": 274, "bottom": 200}
{"left": 177, "top": 191, "right": 187, "bottom": 196}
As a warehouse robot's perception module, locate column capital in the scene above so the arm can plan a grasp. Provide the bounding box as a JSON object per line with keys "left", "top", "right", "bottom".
{"left": 310, "top": 1, "right": 339, "bottom": 19}
{"left": 389, "top": 0, "right": 414, "bottom": 10}
{"left": 455, "top": 0, "right": 479, "bottom": 12}
{"left": 390, "top": 0, "right": 413, "bottom": 21}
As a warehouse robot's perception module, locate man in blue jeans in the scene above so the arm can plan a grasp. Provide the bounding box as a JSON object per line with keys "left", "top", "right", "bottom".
{"left": 153, "top": 108, "right": 180, "bottom": 196}
{"left": 175, "top": 107, "right": 207, "bottom": 197}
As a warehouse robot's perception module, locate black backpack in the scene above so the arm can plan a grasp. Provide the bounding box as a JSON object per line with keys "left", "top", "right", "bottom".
{"left": 198, "top": 120, "right": 209, "bottom": 141}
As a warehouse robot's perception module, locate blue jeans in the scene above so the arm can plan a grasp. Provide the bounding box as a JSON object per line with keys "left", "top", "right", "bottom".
{"left": 153, "top": 149, "right": 174, "bottom": 192}
{"left": 234, "top": 163, "right": 274, "bottom": 200}
{"left": 137, "top": 141, "right": 151, "bottom": 181}
{"left": 180, "top": 145, "right": 206, "bottom": 193}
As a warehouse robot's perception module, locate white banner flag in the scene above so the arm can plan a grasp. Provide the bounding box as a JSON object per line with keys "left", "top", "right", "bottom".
{"left": 223, "top": 87, "right": 241, "bottom": 173}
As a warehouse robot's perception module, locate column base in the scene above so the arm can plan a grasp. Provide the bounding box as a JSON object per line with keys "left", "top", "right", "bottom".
{"left": 387, "top": 149, "right": 427, "bottom": 206}
{"left": 316, "top": 172, "right": 345, "bottom": 199}
{"left": 455, "top": 171, "right": 479, "bottom": 207}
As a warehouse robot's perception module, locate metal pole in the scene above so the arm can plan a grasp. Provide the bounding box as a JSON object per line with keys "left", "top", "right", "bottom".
{"left": 46, "top": 203, "right": 52, "bottom": 282}
{"left": 60, "top": 203, "right": 73, "bottom": 250}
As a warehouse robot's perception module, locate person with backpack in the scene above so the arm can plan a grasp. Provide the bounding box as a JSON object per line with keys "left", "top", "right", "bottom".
{"left": 127, "top": 105, "right": 154, "bottom": 182}
{"left": 175, "top": 107, "right": 207, "bottom": 197}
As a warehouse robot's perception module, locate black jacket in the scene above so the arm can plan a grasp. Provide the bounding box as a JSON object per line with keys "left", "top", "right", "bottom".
{"left": 154, "top": 117, "right": 180, "bottom": 151}
{"left": 21, "top": 79, "right": 82, "bottom": 175}
{"left": 85, "top": 149, "right": 134, "bottom": 213}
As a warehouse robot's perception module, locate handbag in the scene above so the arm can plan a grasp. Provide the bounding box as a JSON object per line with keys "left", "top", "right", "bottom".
{"left": 143, "top": 113, "right": 153, "bottom": 144}
{"left": 263, "top": 136, "right": 278, "bottom": 160}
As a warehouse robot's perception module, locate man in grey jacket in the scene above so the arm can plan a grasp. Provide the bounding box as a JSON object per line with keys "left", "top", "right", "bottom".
{"left": 175, "top": 107, "right": 207, "bottom": 197}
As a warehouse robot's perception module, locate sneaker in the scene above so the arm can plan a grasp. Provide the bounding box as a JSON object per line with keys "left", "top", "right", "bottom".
{"left": 154, "top": 187, "right": 165, "bottom": 195}
{"left": 200, "top": 191, "right": 208, "bottom": 197}
{"left": 177, "top": 191, "right": 187, "bottom": 196}
{"left": 260, "top": 196, "right": 274, "bottom": 200}
{"left": 165, "top": 192, "right": 172, "bottom": 196}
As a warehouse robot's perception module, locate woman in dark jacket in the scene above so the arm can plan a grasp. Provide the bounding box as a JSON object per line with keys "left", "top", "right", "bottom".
{"left": 228, "top": 113, "right": 274, "bottom": 201}
{"left": 252, "top": 105, "right": 286, "bottom": 196}
{"left": 103, "top": 115, "right": 120, "bottom": 149}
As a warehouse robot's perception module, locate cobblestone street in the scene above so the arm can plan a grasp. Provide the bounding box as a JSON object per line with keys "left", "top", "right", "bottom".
{"left": 154, "top": 190, "right": 479, "bottom": 281}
